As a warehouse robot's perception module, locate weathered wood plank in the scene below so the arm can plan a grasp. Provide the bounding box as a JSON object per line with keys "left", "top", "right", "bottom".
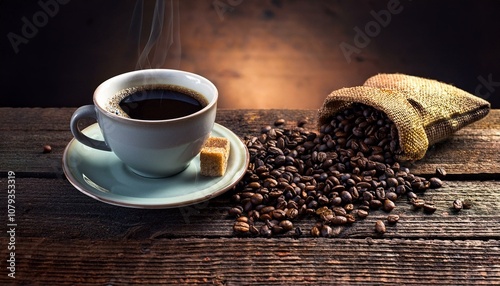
{"left": 3, "top": 178, "right": 500, "bottom": 240}
{"left": 0, "top": 109, "right": 499, "bottom": 176}
{"left": 2, "top": 237, "right": 499, "bottom": 285}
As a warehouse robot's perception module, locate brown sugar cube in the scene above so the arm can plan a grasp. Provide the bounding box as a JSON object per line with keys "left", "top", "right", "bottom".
{"left": 200, "top": 137, "right": 230, "bottom": 176}
{"left": 200, "top": 147, "right": 227, "bottom": 177}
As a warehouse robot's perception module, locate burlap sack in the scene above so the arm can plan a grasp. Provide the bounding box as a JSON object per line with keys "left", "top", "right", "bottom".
{"left": 318, "top": 74, "right": 491, "bottom": 161}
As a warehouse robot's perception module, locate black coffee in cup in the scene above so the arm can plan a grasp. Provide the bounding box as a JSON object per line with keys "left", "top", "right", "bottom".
{"left": 109, "top": 84, "right": 208, "bottom": 120}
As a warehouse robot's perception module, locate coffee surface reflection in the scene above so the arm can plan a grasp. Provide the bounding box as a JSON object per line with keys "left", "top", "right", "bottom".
{"left": 112, "top": 84, "right": 208, "bottom": 120}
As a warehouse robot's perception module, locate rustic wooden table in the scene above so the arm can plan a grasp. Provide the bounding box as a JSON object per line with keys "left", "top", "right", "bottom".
{"left": 0, "top": 108, "right": 499, "bottom": 285}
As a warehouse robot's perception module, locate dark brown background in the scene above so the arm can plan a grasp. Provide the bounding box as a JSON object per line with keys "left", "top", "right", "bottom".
{"left": 1, "top": 0, "right": 499, "bottom": 109}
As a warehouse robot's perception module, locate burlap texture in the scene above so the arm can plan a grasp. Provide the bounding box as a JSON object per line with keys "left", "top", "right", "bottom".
{"left": 318, "top": 74, "right": 491, "bottom": 161}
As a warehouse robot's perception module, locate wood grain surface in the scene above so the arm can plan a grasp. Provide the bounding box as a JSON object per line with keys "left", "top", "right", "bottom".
{"left": 0, "top": 108, "right": 499, "bottom": 285}
{"left": 0, "top": 109, "right": 498, "bottom": 176}
{"left": 3, "top": 237, "right": 499, "bottom": 285}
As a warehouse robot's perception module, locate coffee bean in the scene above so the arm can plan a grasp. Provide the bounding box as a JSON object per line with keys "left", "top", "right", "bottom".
{"left": 272, "top": 209, "right": 287, "bottom": 220}
{"left": 259, "top": 225, "right": 272, "bottom": 237}
{"left": 363, "top": 192, "right": 374, "bottom": 202}
{"left": 279, "top": 220, "right": 294, "bottom": 232}
{"left": 429, "top": 177, "right": 443, "bottom": 189}
{"left": 259, "top": 213, "right": 272, "bottom": 221}
{"left": 345, "top": 214, "right": 356, "bottom": 224}
{"left": 260, "top": 206, "right": 275, "bottom": 214}
{"left": 340, "top": 190, "right": 352, "bottom": 204}
{"left": 387, "top": 214, "right": 400, "bottom": 224}
{"left": 247, "top": 182, "right": 261, "bottom": 189}
{"left": 272, "top": 225, "right": 284, "bottom": 235}
{"left": 386, "top": 177, "right": 398, "bottom": 188}
{"left": 248, "top": 210, "right": 260, "bottom": 221}
{"left": 435, "top": 167, "right": 447, "bottom": 178}
{"left": 250, "top": 193, "right": 264, "bottom": 205}
{"left": 228, "top": 206, "right": 243, "bottom": 217}
{"left": 310, "top": 226, "right": 321, "bottom": 237}
{"left": 407, "top": 192, "right": 417, "bottom": 200}
{"left": 243, "top": 200, "right": 253, "bottom": 213}
{"left": 331, "top": 207, "right": 347, "bottom": 216}
{"left": 358, "top": 205, "right": 370, "bottom": 211}
{"left": 297, "top": 118, "right": 308, "bottom": 127}
{"left": 370, "top": 199, "right": 383, "bottom": 210}
{"left": 274, "top": 119, "right": 286, "bottom": 126}
{"left": 43, "top": 144, "right": 52, "bottom": 153}
{"left": 286, "top": 208, "right": 299, "bottom": 220}
{"left": 386, "top": 192, "right": 398, "bottom": 202}
{"left": 383, "top": 199, "right": 396, "bottom": 212}
{"left": 261, "top": 125, "right": 272, "bottom": 134}
{"left": 233, "top": 221, "right": 250, "bottom": 233}
{"left": 231, "top": 194, "right": 241, "bottom": 203}
{"left": 453, "top": 199, "right": 463, "bottom": 211}
{"left": 330, "top": 216, "right": 347, "bottom": 225}
{"left": 412, "top": 199, "right": 425, "bottom": 209}
{"left": 395, "top": 185, "right": 406, "bottom": 195}
{"left": 321, "top": 225, "right": 334, "bottom": 237}
{"left": 357, "top": 209, "right": 369, "bottom": 219}
{"left": 463, "top": 200, "right": 473, "bottom": 209}
{"left": 330, "top": 196, "right": 342, "bottom": 206}
{"left": 423, "top": 203, "right": 437, "bottom": 214}
{"left": 375, "top": 187, "right": 386, "bottom": 200}
{"left": 236, "top": 216, "right": 249, "bottom": 223}
{"left": 344, "top": 203, "right": 354, "bottom": 212}
{"left": 231, "top": 103, "right": 438, "bottom": 236}
{"left": 249, "top": 225, "right": 259, "bottom": 235}
{"left": 375, "top": 220, "right": 386, "bottom": 234}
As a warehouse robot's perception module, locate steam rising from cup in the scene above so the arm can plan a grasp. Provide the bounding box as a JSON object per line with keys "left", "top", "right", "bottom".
{"left": 130, "top": 0, "right": 181, "bottom": 70}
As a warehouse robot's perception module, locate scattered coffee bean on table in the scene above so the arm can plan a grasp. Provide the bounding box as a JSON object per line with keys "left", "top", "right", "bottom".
{"left": 43, "top": 145, "right": 52, "bottom": 153}
{"left": 387, "top": 214, "right": 400, "bottom": 224}
{"left": 297, "top": 118, "right": 308, "bottom": 127}
{"left": 462, "top": 200, "right": 473, "bottom": 209}
{"left": 229, "top": 103, "right": 442, "bottom": 237}
{"left": 453, "top": 199, "right": 463, "bottom": 211}
{"left": 375, "top": 220, "right": 386, "bottom": 234}
{"left": 435, "top": 167, "right": 447, "bottom": 179}
{"left": 423, "top": 203, "right": 437, "bottom": 214}
{"left": 429, "top": 177, "right": 443, "bottom": 188}
{"left": 274, "top": 118, "right": 286, "bottom": 126}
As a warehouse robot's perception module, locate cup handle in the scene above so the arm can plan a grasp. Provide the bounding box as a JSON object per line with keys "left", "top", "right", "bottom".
{"left": 70, "top": 105, "right": 112, "bottom": 151}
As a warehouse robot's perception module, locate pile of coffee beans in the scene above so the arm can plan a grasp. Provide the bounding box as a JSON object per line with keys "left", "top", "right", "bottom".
{"left": 229, "top": 103, "right": 443, "bottom": 237}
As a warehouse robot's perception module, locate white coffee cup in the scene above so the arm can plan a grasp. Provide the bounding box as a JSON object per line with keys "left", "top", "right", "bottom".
{"left": 70, "top": 69, "right": 218, "bottom": 178}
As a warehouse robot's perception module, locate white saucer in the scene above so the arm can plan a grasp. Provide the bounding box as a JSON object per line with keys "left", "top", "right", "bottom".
{"left": 62, "top": 123, "right": 249, "bottom": 209}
